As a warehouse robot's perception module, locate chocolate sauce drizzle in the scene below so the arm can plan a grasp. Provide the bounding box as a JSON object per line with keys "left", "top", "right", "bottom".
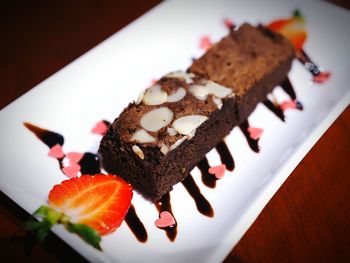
{"left": 24, "top": 122, "right": 64, "bottom": 147}
{"left": 79, "top": 153, "right": 101, "bottom": 175}
{"left": 197, "top": 157, "right": 216, "bottom": 188}
{"left": 215, "top": 141, "right": 235, "bottom": 171}
{"left": 239, "top": 120, "right": 260, "bottom": 153}
{"left": 297, "top": 49, "right": 321, "bottom": 77}
{"left": 262, "top": 99, "right": 285, "bottom": 121}
{"left": 124, "top": 204, "right": 148, "bottom": 243}
{"left": 23, "top": 122, "right": 101, "bottom": 175}
{"left": 182, "top": 174, "right": 214, "bottom": 217}
{"left": 280, "top": 78, "right": 303, "bottom": 110}
{"left": 155, "top": 193, "right": 177, "bottom": 241}
{"left": 280, "top": 78, "right": 296, "bottom": 100}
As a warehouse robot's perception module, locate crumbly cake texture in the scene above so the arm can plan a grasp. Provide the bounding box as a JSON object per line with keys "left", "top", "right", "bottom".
{"left": 99, "top": 23, "right": 295, "bottom": 202}
{"left": 189, "top": 23, "right": 295, "bottom": 123}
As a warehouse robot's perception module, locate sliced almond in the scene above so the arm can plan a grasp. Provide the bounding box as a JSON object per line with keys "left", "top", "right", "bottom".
{"left": 143, "top": 84, "right": 167, "bottom": 105}
{"left": 135, "top": 90, "right": 145, "bottom": 105}
{"left": 189, "top": 81, "right": 232, "bottom": 101}
{"left": 131, "top": 129, "right": 156, "bottom": 143}
{"left": 132, "top": 145, "right": 144, "bottom": 159}
{"left": 170, "top": 136, "right": 188, "bottom": 150}
{"left": 212, "top": 97, "right": 223, "bottom": 109}
{"left": 160, "top": 144, "right": 169, "bottom": 155}
{"left": 140, "top": 107, "right": 174, "bottom": 132}
{"left": 189, "top": 85, "right": 208, "bottom": 100}
{"left": 206, "top": 81, "right": 232, "bottom": 98}
{"left": 172, "top": 115, "right": 208, "bottom": 136}
{"left": 167, "top": 87, "right": 186, "bottom": 102}
{"left": 165, "top": 71, "right": 194, "bottom": 84}
{"left": 167, "top": 127, "right": 177, "bottom": 136}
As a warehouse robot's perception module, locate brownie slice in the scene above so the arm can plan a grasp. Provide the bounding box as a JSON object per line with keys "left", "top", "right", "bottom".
{"left": 99, "top": 23, "right": 294, "bottom": 202}
{"left": 99, "top": 72, "right": 236, "bottom": 201}
{"left": 189, "top": 23, "right": 295, "bottom": 123}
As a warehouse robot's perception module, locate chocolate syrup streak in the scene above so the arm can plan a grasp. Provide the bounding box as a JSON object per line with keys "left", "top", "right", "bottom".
{"left": 262, "top": 99, "right": 285, "bottom": 121}
{"left": 155, "top": 193, "right": 177, "bottom": 241}
{"left": 280, "top": 78, "right": 296, "bottom": 100}
{"left": 23, "top": 122, "right": 101, "bottom": 175}
{"left": 215, "top": 141, "right": 235, "bottom": 171}
{"left": 79, "top": 153, "right": 101, "bottom": 175}
{"left": 239, "top": 120, "right": 260, "bottom": 153}
{"left": 296, "top": 49, "right": 321, "bottom": 77}
{"left": 124, "top": 204, "right": 148, "bottom": 243}
{"left": 197, "top": 158, "right": 216, "bottom": 188}
{"left": 23, "top": 122, "right": 64, "bottom": 147}
{"left": 102, "top": 120, "right": 111, "bottom": 126}
{"left": 280, "top": 78, "right": 304, "bottom": 110}
{"left": 182, "top": 174, "right": 214, "bottom": 217}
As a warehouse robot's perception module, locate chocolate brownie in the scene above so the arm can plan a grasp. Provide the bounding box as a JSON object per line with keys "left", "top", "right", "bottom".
{"left": 99, "top": 72, "right": 236, "bottom": 201}
{"left": 189, "top": 23, "right": 295, "bottom": 123}
{"left": 99, "top": 23, "right": 294, "bottom": 202}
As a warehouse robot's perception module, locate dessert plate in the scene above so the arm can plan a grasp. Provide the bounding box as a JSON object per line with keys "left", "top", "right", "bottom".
{"left": 0, "top": 0, "right": 349, "bottom": 262}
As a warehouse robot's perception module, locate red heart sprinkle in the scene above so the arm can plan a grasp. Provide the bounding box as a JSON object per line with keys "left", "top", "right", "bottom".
{"left": 199, "top": 35, "right": 213, "bottom": 51}
{"left": 208, "top": 164, "right": 226, "bottom": 179}
{"left": 62, "top": 163, "right": 81, "bottom": 178}
{"left": 91, "top": 121, "right": 108, "bottom": 135}
{"left": 280, "top": 100, "right": 297, "bottom": 111}
{"left": 155, "top": 211, "right": 176, "bottom": 229}
{"left": 313, "top": 71, "right": 331, "bottom": 84}
{"left": 66, "top": 152, "right": 84, "bottom": 164}
{"left": 224, "top": 18, "right": 234, "bottom": 29}
{"left": 247, "top": 127, "right": 264, "bottom": 140}
{"left": 48, "top": 144, "right": 64, "bottom": 159}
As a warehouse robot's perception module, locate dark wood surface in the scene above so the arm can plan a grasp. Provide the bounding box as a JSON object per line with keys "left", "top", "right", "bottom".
{"left": 1, "top": 1, "right": 349, "bottom": 262}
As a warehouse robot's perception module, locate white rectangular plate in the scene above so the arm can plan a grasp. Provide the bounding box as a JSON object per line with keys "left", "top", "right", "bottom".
{"left": 1, "top": 0, "right": 349, "bottom": 262}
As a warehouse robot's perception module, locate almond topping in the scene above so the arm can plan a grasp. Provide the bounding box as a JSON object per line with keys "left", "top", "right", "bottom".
{"left": 131, "top": 129, "right": 156, "bottom": 143}
{"left": 140, "top": 107, "right": 174, "bottom": 132}
{"left": 172, "top": 115, "right": 208, "bottom": 136}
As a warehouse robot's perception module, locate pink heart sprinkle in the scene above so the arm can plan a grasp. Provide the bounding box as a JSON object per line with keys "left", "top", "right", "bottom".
{"left": 62, "top": 163, "right": 81, "bottom": 178}
{"left": 91, "top": 121, "right": 108, "bottom": 135}
{"left": 155, "top": 211, "right": 176, "bottom": 229}
{"left": 313, "top": 71, "right": 331, "bottom": 84}
{"left": 66, "top": 152, "right": 84, "bottom": 164}
{"left": 48, "top": 144, "right": 64, "bottom": 159}
{"left": 280, "top": 100, "right": 297, "bottom": 111}
{"left": 208, "top": 164, "right": 226, "bottom": 179}
{"left": 224, "top": 18, "right": 234, "bottom": 29}
{"left": 199, "top": 35, "right": 213, "bottom": 51}
{"left": 247, "top": 127, "right": 264, "bottom": 140}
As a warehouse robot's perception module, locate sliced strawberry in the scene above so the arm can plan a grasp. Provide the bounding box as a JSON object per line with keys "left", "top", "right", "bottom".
{"left": 267, "top": 18, "right": 290, "bottom": 32}
{"left": 267, "top": 12, "right": 307, "bottom": 51}
{"left": 48, "top": 174, "right": 133, "bottom": 235}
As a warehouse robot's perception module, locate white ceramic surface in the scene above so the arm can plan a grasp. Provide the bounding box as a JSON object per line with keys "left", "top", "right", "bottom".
{"left": 1, "top": 0, "right": 349, "bottom": 262}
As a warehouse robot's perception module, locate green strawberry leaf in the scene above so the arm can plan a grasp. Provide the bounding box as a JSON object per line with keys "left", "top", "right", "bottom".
{"left": 46, "top": 208, "right": 62, "bottom": 225}
{"left": 23, "top": 220, "right": 43, "bottom": 231}
{"left": 293, "top": 9, "right": 305, "bottom": 22}
{"left": 66, "top": 223, "right": 102, "bottom": 251}
{"left": 36, "top": 220, "right": 52, "bottom": 242}
{"left": 33, "top": 205, "right": 62, "bottom": 225}
{"left": 33, "top": 205, "right": 51, "bottom": 217}
{"left": 26, "top": 206, "right": 102, "bottom": 250}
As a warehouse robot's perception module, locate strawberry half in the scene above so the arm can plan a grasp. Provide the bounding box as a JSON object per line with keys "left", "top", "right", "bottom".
{"left": 267, "top": 10, "right": 307, "bottom": 51}
{"left": 24, "top": 174, "right": 133, "bottom": 250}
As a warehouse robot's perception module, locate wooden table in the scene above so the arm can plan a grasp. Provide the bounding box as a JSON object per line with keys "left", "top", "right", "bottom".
{"left": 1, "top": 1, "right": 349, "bottom": 262}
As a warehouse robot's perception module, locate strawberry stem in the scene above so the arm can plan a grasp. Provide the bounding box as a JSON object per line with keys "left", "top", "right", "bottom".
{"left": 293, "top": 9, "right": 305, "bottom": 22}
{"left": 24, "top": 205, "right": 102, "bottom": 250}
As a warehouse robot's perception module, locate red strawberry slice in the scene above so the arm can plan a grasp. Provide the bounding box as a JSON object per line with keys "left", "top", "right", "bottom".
{"left": 48, "top": 174, "right": 133, "bottom": 235}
